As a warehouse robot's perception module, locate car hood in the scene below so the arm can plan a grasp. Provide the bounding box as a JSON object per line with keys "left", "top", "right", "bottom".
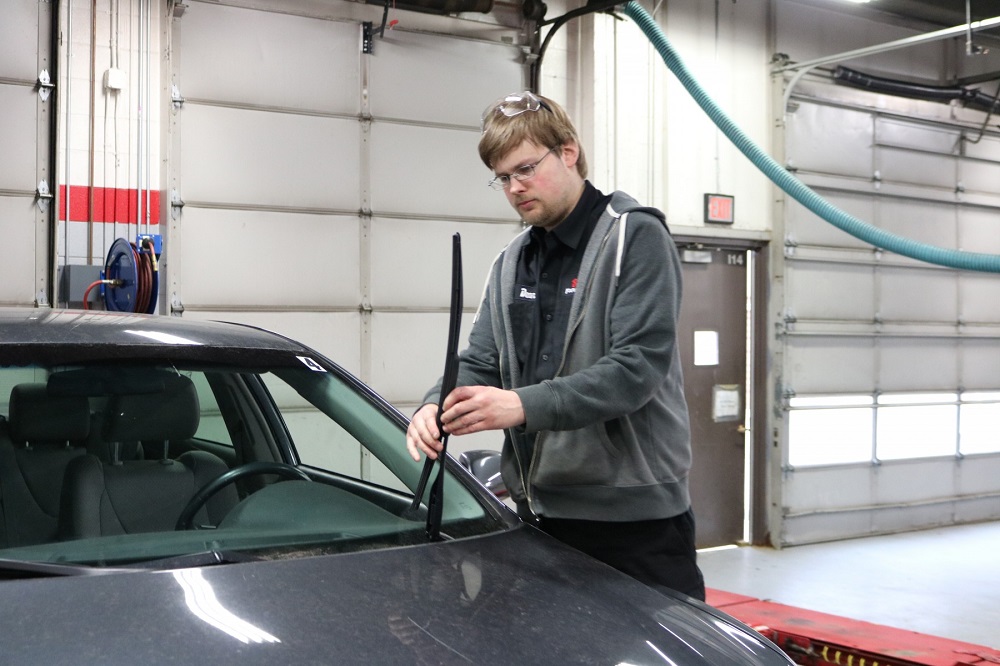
{"left": 0, "top": 526, "right": 787, "bottom": 665}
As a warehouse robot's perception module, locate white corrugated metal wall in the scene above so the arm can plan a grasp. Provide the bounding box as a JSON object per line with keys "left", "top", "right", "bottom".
{"left": 773, "top": 2, "right": 1000, "bottom": 545}
{"left": 543, "top": 0, "right": 774, "bottom": 238}
{"left": 169, "top": 0, "right": 527, "bottom": 469}
{"left": 0, "top": 1, "right": 52, "bottom": 307}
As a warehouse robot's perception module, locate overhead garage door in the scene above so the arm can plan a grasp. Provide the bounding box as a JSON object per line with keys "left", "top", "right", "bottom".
{"left": 0, "top": 1, "right": 53, "bottom": 307}
{"left": 767, "top": 0, "right": 1000, "bottom": 546}
{"left": 169, "top": 0, "right": 525, "bottom": 473}
{"left": 777, "top": 84, "right": 1000, "bottom": 545}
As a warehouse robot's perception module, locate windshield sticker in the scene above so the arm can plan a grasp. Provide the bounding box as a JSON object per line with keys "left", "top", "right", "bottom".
{"left": 296, "top": 356, "right": 326, "bottom": 372}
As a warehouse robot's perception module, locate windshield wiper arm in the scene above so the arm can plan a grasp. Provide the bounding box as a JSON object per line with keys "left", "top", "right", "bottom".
{"left": 408, "top": 233, "right": 463, "bottom": 541}
{"left": 126, "top": 549, "right": 262, "bottom": 571}
{"left": 0, "top": 557, "right": 131, "bottom": 578}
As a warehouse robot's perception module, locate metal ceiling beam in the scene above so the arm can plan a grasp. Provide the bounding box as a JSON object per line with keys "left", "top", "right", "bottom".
{"left": 775, "top": 14, "right": 1000, "bottom": 111}
{"left": 774, "top": 14, "right": 1000, "bottom": 73}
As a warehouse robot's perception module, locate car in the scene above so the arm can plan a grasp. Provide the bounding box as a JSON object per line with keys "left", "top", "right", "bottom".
{"left": 0, "top": 307, "right": 793, "bottom": 665}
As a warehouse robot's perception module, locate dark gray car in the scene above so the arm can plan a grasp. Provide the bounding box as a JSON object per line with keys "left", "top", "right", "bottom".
{"left": 0, "top": 308, "right": 792, "bottom": 665}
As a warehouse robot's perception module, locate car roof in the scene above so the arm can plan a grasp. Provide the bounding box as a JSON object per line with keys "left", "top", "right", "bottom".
{"left": 0, "top": 308, "right": 310, "bottom": 361}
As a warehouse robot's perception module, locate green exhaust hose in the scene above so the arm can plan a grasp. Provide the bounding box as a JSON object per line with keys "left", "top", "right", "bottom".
{"left": 622, "top": 1, "right": 1000, "bottom": 273}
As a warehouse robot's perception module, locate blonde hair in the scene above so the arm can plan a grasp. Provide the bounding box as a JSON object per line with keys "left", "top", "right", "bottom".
{"left": 479, "top": 93, "right": 588, "bottom": 179}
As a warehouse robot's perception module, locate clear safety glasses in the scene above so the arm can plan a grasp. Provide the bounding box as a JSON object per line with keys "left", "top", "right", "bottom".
{"left": 487, "top": 147, "right": 558, "bottom": 191}
{"left": 480, "top": 91, "right": 551, "bottom": 132}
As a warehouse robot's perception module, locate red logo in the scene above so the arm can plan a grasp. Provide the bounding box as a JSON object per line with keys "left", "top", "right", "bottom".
{"left": 571, "top": 278, "right": 578, "bottom": 289}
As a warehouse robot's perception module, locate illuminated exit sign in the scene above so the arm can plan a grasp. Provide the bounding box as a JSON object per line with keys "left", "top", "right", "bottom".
{"left": 704, "top": 193, "right": 735, "bottom": 224}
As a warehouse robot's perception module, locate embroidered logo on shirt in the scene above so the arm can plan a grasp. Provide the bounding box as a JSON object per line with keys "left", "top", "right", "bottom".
{"left": 517, "top": 285, "right": 537, "bottom": 300}
{"left": 564, "top": 277, "right": 578, "bottom": 296}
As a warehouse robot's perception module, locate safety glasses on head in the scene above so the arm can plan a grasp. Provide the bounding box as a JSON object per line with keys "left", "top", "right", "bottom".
{"left": 481, "top": 91, "right": 552, "bottom": 132}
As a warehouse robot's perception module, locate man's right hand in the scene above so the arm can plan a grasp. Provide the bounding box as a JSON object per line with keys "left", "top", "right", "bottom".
{"left": 406, "top": 403, "right": 444, "bottom": 462}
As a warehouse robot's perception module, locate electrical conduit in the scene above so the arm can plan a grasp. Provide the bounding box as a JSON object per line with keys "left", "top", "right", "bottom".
{"left": 622, "top": 1, "right": 1000, "bottom": 274}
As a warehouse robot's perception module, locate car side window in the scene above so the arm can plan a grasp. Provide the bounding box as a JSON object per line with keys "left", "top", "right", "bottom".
{"left": 262, "top": 365, "right": 486, "bottom": 522}
{"left": 259, "top": 371, "right": 409, "bottom": 494}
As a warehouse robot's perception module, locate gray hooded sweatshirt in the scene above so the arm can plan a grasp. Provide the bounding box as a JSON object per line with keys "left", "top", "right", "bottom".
{"left": 425, "top": 190, "right": 692, "bottom": 522}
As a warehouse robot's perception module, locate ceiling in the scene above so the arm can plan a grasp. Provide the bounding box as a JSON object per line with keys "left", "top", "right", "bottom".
{"left": 864, "top": 0, "right": 1000, "bottom": 27}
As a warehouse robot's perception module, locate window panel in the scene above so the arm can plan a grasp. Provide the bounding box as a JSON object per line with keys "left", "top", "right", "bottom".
{"left": 963, "top": 391, "right": 1000, "bottom": 403}
{"left": 261, "top": 372, "right": 366, "bottom": 482}
{"left": 787, "top": 391, "right": 1000, "bottom": 466}
{"left": 876, "top": 404, "right": 957, "bottom": 460}
{"left": 878, "top": 392, "right": 957, "bottom": 405}
{"left": 960, "top": 402, "right": 1000, "bottom": 455}
{"left": 788, "top": 407, "right": 873, "bottom": 466}
{"left": 789, "top": 395, "right": 873, "bottom": 408}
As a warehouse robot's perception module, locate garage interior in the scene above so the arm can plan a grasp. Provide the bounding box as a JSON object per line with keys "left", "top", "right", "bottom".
{"left": 2, "top": 0, "right": 999, "bottom": 660}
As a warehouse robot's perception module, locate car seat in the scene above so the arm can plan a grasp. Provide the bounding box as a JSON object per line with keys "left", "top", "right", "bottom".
{"left": 59, "top": 373, "right": 237, "bottom": 539}
{"left": 0, "top": 384, "right": 90, "bottom": 547}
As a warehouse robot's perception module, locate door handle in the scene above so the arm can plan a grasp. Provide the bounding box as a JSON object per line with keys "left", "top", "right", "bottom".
{"left": 737, "top": 424, "right": 747, "bottom": 434}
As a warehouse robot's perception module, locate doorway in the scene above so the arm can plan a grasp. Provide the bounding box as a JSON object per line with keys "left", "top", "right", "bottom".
{"left": 675, "top": 239, "right": 761, "bottom": 548}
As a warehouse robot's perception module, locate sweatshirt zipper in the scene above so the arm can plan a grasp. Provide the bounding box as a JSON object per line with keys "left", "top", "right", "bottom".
{"left": 496, "top": 257, "right": 536, "bottom": 515}
{"left": 521, "top": 222, "right": 617, "bottom": 512}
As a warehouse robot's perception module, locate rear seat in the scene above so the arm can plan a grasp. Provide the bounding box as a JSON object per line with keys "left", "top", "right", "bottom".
{"left": 0, "top": 384, "right": 89, "bottom": 548}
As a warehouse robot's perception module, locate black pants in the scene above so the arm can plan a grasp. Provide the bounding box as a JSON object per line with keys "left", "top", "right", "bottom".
{"left": 536, "top": 509, "right": 706, "bottom": 601}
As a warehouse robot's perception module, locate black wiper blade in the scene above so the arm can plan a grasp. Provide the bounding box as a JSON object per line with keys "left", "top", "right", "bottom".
{"left": 427, "top": 233, "right": 464, "bottom": 540}
{"left": 0, "top": 557, "right": 131, "bottom": 578}
{"left": 409, "top": 233, "right": 463, "bottom": 541}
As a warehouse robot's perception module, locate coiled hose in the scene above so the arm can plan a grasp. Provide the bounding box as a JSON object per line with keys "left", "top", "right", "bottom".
{"left": 82, "top": 238, "right": 158, "bottom": 312}
{"left": 622, "top": 1, "right": 1000, "bottom": 274}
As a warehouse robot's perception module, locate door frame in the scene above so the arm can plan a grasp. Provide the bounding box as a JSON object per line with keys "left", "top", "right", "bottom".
{"left": 673, "top": 234, "right": 770, "bottom": 546}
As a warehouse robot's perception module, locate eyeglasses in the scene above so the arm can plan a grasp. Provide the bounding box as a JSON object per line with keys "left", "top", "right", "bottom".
{"left": 481, "top": 91, "right": 552, "bottom": 132}
{"left": 487, "top": 147, "right": 558, "bottom": 191}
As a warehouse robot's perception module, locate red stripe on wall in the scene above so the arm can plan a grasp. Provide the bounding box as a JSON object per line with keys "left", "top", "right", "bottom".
{"left": 58, "top": 186, "right": 161, "bottom": 225}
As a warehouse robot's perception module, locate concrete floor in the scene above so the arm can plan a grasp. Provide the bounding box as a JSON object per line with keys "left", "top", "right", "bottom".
{"left": 698, "top": 520, "right": 1000, "bottom": 650}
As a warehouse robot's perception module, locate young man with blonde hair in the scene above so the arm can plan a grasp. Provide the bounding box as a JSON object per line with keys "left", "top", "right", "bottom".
{"left": 407, "top": 91, "right": 704, "bottom": 600}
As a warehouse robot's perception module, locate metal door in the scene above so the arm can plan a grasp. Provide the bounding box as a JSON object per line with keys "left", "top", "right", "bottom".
{"left": 677, "top": 243, "right": 748, "bottom": 548}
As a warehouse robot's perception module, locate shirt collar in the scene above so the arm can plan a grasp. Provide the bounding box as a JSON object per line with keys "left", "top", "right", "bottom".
{"left": 530, "top": 181, "right": 602, "bottom": 249}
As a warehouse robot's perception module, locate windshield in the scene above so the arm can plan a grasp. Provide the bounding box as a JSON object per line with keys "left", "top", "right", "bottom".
{"left": 0, "top": 356, "right": 501, "bottom": 569}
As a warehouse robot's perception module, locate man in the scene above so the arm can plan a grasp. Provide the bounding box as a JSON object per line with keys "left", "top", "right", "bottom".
{"left": 406, "top": 91, "right": 704, "bottom": 600}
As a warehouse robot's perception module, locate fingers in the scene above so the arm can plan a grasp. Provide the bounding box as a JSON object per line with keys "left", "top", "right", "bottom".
{"left": 405, "top": 404, "right": 443, "bottom": 462}
{"left": 441, "top": 385, "right": 474, "bottom": 412}
{"left": 406, "top": 388, "right": 525, "bottom": 457}
{"left": 441, "top": 387, "right": 482, "bottom": 434}
{"left": 440, "top": 386, "right": 525, "bottom": 436}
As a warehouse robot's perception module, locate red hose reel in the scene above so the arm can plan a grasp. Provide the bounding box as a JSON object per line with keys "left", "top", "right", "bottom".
{"left": 82, "top": 236, "right": 160, "bottom": 313}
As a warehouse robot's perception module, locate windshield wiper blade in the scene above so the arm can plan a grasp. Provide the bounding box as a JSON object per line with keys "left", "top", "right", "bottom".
{"left": 126, "top": 549, "right": 262, "bottom": 571}
{"left": 408, "top": 233, "right": 463, "bottom": 541}
{"left": 0, "top": 557, "right": 131, "bottom": 578}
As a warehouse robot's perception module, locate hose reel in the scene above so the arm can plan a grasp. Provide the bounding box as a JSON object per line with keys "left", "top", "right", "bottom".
{"left": 82, "top": 236, "right": 161, "bottom": 313}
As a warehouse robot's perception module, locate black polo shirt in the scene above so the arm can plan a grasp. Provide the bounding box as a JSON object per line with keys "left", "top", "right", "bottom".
{"left": 510, "top": 182, "right": 611, "bottom": 387}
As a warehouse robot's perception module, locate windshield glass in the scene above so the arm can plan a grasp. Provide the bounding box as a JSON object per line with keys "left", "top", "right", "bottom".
{"left": 0, "top": 356, "right": 499, "bottom": 568}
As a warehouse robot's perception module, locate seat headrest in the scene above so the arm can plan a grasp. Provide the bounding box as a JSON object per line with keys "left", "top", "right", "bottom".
{"left": 104, "top": 374, "right": 201, "bottom": 442}
{"left": 9, "top": 383, "right": 91, "bottom": 444}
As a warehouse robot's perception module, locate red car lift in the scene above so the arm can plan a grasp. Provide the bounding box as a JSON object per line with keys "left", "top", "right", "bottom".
{"left": 708, "top": 589, "right": 1000, "bottom": 666}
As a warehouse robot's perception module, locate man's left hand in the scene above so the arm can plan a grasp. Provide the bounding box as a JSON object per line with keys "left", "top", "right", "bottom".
{"left": 441, "top": 386, "right": 525, "bottom": 436}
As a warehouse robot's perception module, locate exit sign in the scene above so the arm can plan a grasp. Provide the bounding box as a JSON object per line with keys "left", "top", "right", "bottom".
{"left": 704, "top": 193, "right": 735, "bottom": 224}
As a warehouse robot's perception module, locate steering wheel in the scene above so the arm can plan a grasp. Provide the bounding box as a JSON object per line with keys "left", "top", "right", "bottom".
{"left": 176, "top": 461, "right": 312, "bottom": 530}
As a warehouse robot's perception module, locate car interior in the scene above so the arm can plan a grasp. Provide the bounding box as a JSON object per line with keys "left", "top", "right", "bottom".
{"left": 0, "top": 360, "right": 498, "bottom": 564}
{"left": 0, "top": 372, "right": 236, "bottom": 549}
{"left": 0, "top": 382, "right": 88, "bottom": 547}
